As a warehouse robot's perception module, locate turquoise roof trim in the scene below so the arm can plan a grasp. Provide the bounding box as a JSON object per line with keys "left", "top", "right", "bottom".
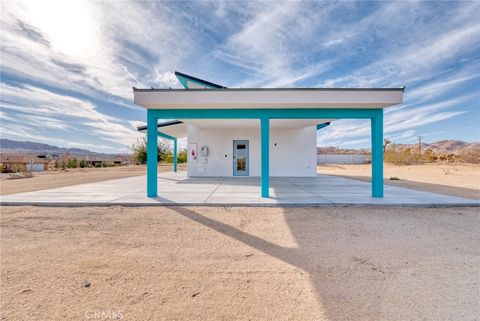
{"left": 316, "top": 122, "right": 331, "bottom": 130}
{"left": 174, "top": 71, "right": 226, "bottom": 89}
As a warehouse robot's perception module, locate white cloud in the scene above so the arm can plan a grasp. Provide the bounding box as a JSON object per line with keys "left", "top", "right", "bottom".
{"left": 214, "top": 2, "right": 335, "bottom": 88}
{"left": 0, "top": 83, "right": 143, "bottom": 152}
{"left": 0, "top": 1, "right": 193, "bottom": 101}
{"left": 318, "top": 94, "right": 473, "bottom": 147}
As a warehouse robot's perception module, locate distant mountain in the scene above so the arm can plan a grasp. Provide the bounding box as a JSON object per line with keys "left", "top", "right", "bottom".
{"left": 317, "top": 146, "right": 371, "bottom": 155}
{"left": 388, "top": 140, "right": 479, "bottom": 155}
{"left": 318, "top": 140, "right": 479, "bottom": 155}
{"left": 0, "top": 139, "right": 124, "bottom": 158}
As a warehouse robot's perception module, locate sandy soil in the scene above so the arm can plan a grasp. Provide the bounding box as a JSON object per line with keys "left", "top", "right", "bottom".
{"left": 0, "top": 164, "right": 185, "bottom": 196}
{"left": 318, "top": 163, "right": 480, "bottom": 200}
{"left": 1, "top": 206, "right": 479, "bottom": 321}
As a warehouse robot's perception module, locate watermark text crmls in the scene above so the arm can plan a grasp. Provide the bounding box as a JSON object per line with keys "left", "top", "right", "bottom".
{"left": 85, "top": 309, "right": 124, "bottom": 320}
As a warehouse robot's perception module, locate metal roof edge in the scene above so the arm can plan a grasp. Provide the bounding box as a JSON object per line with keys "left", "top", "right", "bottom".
{"left": 137, "top": 120, "right": 184, "bottom": 132}
{"left": 133, "top": 87, "right": 405, "bottom": 92}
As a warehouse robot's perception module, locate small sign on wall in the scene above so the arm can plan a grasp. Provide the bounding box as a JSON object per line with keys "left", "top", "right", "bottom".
{"left": 189, "top": 143, "right": 197, "bottom": 161}
{"left": 200, "top": 146, "right": 209, "bottom": 157}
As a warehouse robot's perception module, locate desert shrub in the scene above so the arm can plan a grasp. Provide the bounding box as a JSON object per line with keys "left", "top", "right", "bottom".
{"left": 79, "top": 159, "right": 86, "bottom": 168}
{"left": 177, "top": 149, "right": 187, "bottom": 163}
{"left": 8, "top": 170, "right": 33, "bottom": 179}
{"left": 67, "top": 158, "right": 78, "bottom": 168}
{"left": 384, "top": 148, "right": 417, "bottom": 165}
{"left": 95, "top": 162, "right": 102, "bottom": 168}
{"left": 384, "top": 150, "right": 402, "bottom": 165}
{"left": 131, "top": 138, "right": 147, "bottom": 164}
{"left": 164, "top": 153, "right": 174, "bottom": 163}
{"left": 22, "top": 170, "right": 33, "bottom": 178}
{"left": 422, "top": 149, "right": 437, "bottom": 162}
{"left": 131, "top": 137, "right": 174, "bottom": 164}
{"left": 460, "top": 151, "right": 480, "bottom": 164}
{"left": 402, "top": 148, "right": 414, "bottom": 165}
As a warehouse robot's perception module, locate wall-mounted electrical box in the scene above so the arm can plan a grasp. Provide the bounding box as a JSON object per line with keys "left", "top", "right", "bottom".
{"left": 200, "top": 146, "right": 209, "bottom": 157}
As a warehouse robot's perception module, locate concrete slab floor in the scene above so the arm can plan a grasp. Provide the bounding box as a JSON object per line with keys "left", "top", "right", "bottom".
{"left": 1, "top": 172, "right": 479, "bottom": 207}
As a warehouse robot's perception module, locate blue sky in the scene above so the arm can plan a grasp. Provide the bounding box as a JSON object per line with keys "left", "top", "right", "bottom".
{"left": 1, "top": 1, "right": 479, "bottom": 153}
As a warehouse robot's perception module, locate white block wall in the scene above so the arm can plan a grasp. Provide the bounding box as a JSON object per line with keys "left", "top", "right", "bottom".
{"left": 317, "top": 154, "right": 367, "bottom": 164}
{"left": 187, "top": 124, "right": 317, "bottom": 177}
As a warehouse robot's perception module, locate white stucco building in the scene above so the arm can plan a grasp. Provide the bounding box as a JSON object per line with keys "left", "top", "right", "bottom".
{"left": 149, "top": 119, "right": 318, "bottom": 177}
{"left": 135, "top": 71, "right": 404, "bottom": 198}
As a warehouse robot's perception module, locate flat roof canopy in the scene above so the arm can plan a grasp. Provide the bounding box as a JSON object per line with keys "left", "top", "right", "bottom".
{"left": 133, "top": 87, "right": 404, "bottom": 109}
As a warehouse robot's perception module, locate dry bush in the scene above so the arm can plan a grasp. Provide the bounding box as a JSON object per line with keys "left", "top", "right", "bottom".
{"left": 7, "top": 170, "right": 34, "bottom": 180}
{"left": 459, "top": 151, "right": 480, "bottom": 164}
{"left": 384, "top": 147, "right": 480, "bottom": 165}
{"left": 384, "top": 148, "right": 418, "bottom": 165}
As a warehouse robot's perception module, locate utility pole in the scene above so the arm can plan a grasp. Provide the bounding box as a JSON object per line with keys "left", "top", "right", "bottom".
{"left": 418, "top": 136, "right": 422, "bottom": 155}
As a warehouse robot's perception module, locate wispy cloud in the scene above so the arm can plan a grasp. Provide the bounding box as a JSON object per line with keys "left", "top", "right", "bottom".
{"left": 0, "top": 83, "right": 142, "bottom": 152}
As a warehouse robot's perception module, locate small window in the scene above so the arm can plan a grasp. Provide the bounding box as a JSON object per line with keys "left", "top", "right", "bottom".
{"left": 237, "top": 144, "right": 246, "bottom": 150}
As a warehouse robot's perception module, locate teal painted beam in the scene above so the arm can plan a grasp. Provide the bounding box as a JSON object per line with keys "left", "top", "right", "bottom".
{"left": 173, "top": 138, "right": 177, "bottom": 173}
{"left": 157, "top": 131, "right": 176, "bottom": 141}
{"left": 147, "top": 110, "right": 158, "bottom": 197}
{"left": 316, "top": 122, "right": 330, "bottom": 130}
{"left": 371, "top": 110, "right": 384, "bottom": 197}
{"left": 146, "top": 108, "right": 379, "bottom": 120}
{"left": 157, "top": 131, "right": 178, "bottom": 173}
{"left": 144, "top": 108, "right": 385, "bottom": 198}
{"left": 261, "top": 117, "right": 270, "bottom": 198}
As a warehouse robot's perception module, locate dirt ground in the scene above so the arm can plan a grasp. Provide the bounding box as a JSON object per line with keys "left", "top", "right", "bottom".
{"left": 0, "top": 164, "right": 184, "bottom": 196}
{"left": 1, "top": 205, "right": 479, "bottom": 321}
{"left": 318, "top": 163, "right": 480, "bottom": 200}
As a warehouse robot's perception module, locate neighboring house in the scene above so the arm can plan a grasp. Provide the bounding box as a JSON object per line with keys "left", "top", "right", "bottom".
{"left": 134, "top": 71, "right": 404, "bottom": 198}
{"left": 113, "top": 155, "right": 131, "bottom": 165}
{"left": 0, "top": 154, "right": 49, "bottom": 172}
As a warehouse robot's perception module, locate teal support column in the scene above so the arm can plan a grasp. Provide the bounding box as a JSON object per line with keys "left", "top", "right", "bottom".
{"left": 147, "top": 110, "right": 158, "bottom": 197}
{"left": 173, "top": 138, "right": 178, "bottom": 173}
{"left": 157, "top": 132, "right": 177, "bottom": 173}
{"left": 261, "top": 117, "right": 270, "bottom": 198}
{"left": 371, "top": 110, "right": 384, "bottom": 197}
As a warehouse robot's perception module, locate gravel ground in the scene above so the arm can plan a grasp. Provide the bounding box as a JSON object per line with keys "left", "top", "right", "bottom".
{"left": 1, "top": 205, "right": 479, "bottom": 321}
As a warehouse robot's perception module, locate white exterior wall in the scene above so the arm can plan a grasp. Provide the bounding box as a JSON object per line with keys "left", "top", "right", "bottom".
{"left": 187, "top": 124, "right": 317, "bottom": 177}
{"left": 317, "top": 154, "right": 367, "bottom": 164}
{"left": 26, "top": 163, "right": 45, "bottom": 172}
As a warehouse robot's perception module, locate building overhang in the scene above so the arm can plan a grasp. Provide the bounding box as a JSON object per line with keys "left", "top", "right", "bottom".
{"left": 133, "top": 87, "right": 404, "bottom": 110}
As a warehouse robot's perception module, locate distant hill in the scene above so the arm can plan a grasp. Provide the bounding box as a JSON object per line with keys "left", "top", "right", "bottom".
{"left": 317, "top": 146, "right": 371, "bottom": 155}
{"left": 318, "top": 140, "right": 479, "bottom": 155}
{"left": 388, "top": 140, "right": 479, "bottom": 155}
{"left": 0, "top": 139, "right": 124, "bottom": 158}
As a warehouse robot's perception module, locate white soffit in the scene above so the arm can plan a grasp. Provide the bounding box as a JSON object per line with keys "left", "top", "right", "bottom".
{"left": 140, "top": 119, "right": 332, "bottom": 138}
{"left": 134, "top": 88, "right": 404, "bottom": 109}
{"left": 183, "top": 119, "right": 331, "bottom": 129}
